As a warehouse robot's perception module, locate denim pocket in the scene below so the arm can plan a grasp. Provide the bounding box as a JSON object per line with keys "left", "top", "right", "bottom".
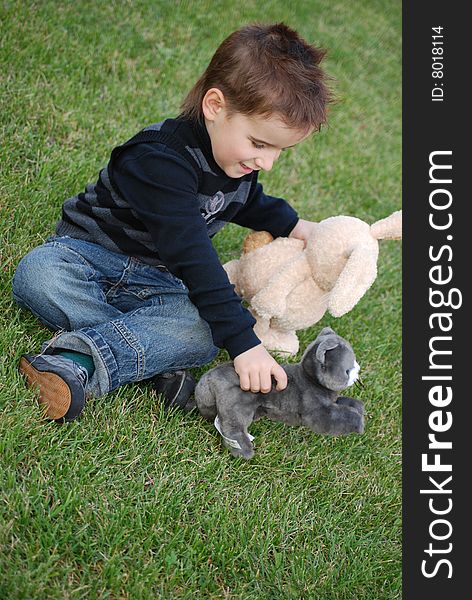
{"left": 124, "top": 286, "right": 164, "bottom": 303}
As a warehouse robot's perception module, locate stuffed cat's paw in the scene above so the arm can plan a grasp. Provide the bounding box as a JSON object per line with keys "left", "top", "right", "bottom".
{"left": 214, "top": 416, "right": 255, "bottom": 460}
{"left": 354, "top": 410, "right": 365, "bottom": 434}
{"left": 336, "top": 396, "right": 364, "bottom": 417}
{"left": 229, "top": 443, "right": 255, "bottom": 460}
{"left": 335, "top": 403, "right": 365, "bottom": 434}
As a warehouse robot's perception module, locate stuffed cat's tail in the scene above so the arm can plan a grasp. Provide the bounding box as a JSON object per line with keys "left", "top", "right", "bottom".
{"left": 194, "top": 375, "right": 218, "bottom": 421}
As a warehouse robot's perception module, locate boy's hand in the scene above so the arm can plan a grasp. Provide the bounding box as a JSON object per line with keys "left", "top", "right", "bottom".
{"left": 288, "top": 218, "right": 317, "bottom": 247}
{"left": 233, "top": 344, "right": 288, "bottom": 393}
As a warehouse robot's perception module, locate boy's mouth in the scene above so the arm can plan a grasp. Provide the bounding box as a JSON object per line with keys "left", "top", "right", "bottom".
{"left": 239, "top": 162, "right": 253, "bottom": 174}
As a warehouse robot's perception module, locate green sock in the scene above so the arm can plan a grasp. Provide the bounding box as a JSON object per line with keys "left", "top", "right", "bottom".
{"left": 55, "top": 350, "right": 95, "bottom": 377}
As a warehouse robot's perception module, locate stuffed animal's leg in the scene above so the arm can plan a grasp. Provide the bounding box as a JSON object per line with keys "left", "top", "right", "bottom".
{"left": 306, "top": 403, "right": 364, "bottom": 435}
{"left": 251, "top": 255, "right": 310, "bottom": 319}
{"left": 328, "top": 243, "right": 378, "bottom": 317}
{"left": 253, "top": 313, "right": 299, "bottom": 355}
{"left": 336, "top": 396, "right": 364, "bottom": 416}
{"left": 214, "top": 403, "right": 257, "bottom": 460}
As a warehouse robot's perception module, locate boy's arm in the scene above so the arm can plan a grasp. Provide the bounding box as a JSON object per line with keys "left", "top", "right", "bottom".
{"left": 111, "top": 145, "right": 288, "bottom": 392}
{"left": 232, "top": 180, "right": 317, "bottom": 247}
{"left": 230, "top": 180, "right": 300, "bottom": 238}
{"left": 111, "top": 144, "right": 261, "bottom": 359}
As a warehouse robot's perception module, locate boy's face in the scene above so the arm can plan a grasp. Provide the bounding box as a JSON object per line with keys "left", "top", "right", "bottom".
{"left": 203, "top": 90, "right": 312, "bottom": 178}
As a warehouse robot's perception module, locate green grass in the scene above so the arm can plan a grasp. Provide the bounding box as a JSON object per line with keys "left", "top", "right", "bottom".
{"left": 0, "top": 1, "right": 401, "bottom": 597}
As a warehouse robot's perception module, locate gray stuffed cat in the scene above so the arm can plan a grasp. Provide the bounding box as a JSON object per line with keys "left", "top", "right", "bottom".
{"left": 193, "top": 327, "right": 364, "bottom": 459}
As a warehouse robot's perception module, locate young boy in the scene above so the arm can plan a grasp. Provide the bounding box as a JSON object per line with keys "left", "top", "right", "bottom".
{"left": 13, "top": 22, "right": 333, "bottom": 421}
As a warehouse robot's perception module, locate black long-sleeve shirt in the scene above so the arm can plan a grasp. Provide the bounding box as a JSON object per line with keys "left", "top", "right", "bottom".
{"left": 56, "top": 117, "right": 299, "bottom": 358}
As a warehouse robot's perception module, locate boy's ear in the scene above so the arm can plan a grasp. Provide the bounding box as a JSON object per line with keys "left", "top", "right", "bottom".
{"left": 202, "top": 88, "right": 226, "bottom": 121}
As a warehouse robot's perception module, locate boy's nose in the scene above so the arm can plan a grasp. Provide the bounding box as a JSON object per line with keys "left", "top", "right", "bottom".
{"left": 254, "top": 149, "right": 281, "bottom": 171}
{"left": 254, "top": 157, "right": 272, "bottom": 171}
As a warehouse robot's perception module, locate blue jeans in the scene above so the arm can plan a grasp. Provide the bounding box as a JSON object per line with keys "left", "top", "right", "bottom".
{"left": 12, "top": 236, "right": 219, "bottom": 397}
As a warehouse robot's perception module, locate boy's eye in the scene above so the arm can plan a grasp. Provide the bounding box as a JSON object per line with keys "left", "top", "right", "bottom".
{"left": 251, "top": 141, "right": 265, "bottom": 149}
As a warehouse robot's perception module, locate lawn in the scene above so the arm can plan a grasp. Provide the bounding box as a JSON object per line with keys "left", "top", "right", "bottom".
{"left": 0, "top": 1, "right": 402, "bottom": 598}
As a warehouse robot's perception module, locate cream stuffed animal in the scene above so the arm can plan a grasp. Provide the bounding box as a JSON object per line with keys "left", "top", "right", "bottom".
{"left": 224, "top": 210, "right": 402, "bottom": 355}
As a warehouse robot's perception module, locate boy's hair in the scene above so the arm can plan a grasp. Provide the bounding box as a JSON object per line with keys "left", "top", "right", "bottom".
{"left": 181, "top": 22, "right": 334, "bottom": 132}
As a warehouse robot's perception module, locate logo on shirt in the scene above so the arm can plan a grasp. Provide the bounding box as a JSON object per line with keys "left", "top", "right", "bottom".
{"left": 201, "top": 191, "right": 225, "bottom": 223}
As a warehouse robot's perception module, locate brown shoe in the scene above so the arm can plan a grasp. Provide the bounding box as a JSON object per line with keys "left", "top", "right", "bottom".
{"left": 19, "top": 353, "right": 88, "bottom": 422}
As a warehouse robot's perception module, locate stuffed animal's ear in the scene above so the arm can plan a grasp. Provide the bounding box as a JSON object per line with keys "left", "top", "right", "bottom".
{"left": 328, "top": 244, "right": 378, "bottom": 317}
{"left": 242, "top": 230, "right": 274, "bottom": 253}
{"left": 319, "top": 326, "right": 336, "bottom": 337}
{"left": 315, "top": 339, "right": 339, "bottom": 364}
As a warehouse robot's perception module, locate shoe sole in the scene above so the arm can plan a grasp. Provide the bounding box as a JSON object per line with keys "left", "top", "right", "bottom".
{"left": 19, "top": 356, "right": 72, "bottom": 420}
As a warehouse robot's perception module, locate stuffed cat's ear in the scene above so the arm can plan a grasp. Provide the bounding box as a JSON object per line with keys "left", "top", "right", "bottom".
{"left": 319, "top": 327, "right": 335, "bottom": 337}
{"left": 315, "top": 339, "right": 339, "bottom": 364}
